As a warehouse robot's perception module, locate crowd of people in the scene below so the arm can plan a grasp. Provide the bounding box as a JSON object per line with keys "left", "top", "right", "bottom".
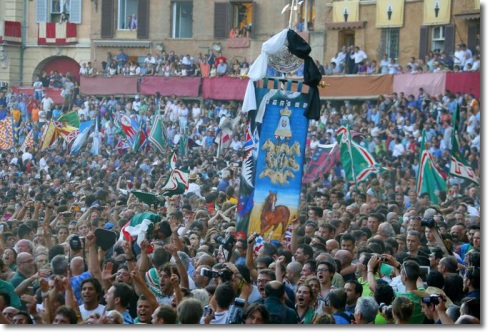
{"left": 322, "top": 43, "right": 481, "bottom": 76}
{"left": 0, "top": 55, "right": 481, "bottom": 325}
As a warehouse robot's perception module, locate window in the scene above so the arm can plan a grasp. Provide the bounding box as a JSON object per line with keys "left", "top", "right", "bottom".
{"left": 231, "top": 2, "right": 252, "bottom": 37}
{"left": 431, "top": 26, "right": 445, "bottom": 52}
{"left": 379, "top": 28, "right": 399, "bottom": 59}
{"left": 172, "top": 1, "right": 193, "bottom": 38}
{"left": 299, "top": 0, "right": 315, "bottom": 31}
{"left": 118, "top": 0, "right": 138, "bottom": 30}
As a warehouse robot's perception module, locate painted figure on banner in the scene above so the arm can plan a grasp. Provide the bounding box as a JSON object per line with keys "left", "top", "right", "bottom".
{"left": 274, "top": 106, "right": 293, "bottom": 139}
{"left": 259, "top": 191, "right": 291, "bottom": 237}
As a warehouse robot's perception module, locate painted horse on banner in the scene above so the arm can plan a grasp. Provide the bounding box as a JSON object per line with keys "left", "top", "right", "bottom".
{"left": 260, "top": 191, "right": 290, "bottom": 238}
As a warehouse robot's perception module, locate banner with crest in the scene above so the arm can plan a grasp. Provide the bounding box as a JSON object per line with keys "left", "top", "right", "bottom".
{"left": 241, "top": 85, "right": 309, "bottom": 242}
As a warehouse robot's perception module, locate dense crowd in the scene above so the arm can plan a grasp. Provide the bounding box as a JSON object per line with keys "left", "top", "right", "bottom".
{"left": 0, "top": 72, "right": 481, "bottom": 324}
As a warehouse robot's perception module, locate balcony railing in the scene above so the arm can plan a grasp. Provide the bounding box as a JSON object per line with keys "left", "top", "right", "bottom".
{"left": 0, "top": 20, "right": 22, "bottom": 45}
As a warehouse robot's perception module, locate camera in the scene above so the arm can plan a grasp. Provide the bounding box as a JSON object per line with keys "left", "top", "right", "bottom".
{"left": 227, "top": 298, "right": 245, "bottom": 324}
{"left": 215, "top": 235, "right": 236, "bottom": 252}
{"left": 247, "top": 232, "right": 258, "bottom": 244}
{"left": 200, "top": 267, "right": 234, "bottom": 282}
{"left": 69, "top": 235, "right": 85, "bottom": 251}
{"left": 421, "top": 295, "right": 440, "bottom": 305}
{"left": 420, "top": 217, "right": 436, "bottom": 228}
{"left": 379, "top": 303, "right": 393, "bottom": 320}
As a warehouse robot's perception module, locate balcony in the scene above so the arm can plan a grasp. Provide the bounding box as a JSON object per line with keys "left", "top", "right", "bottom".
{"left": 228, "top": 36, "right": 250, "bottom": 48}
{"left": 38, "top": 22, "right": 77, "bottom": 45}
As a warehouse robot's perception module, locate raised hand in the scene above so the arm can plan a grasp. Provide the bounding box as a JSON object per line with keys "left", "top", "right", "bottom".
{"left": 102, "top": 262, "right": 115, "bottom": 281}
{"left": 169, "top": 267, "right": 179, "bottom": 287}
{"left": 85, "top": 230, "right": 96, "bottom": 247}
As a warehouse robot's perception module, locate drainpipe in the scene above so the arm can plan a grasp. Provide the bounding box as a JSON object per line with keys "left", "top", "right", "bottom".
{"left": 19, "top": 0, "right": 27, "bottom": 85}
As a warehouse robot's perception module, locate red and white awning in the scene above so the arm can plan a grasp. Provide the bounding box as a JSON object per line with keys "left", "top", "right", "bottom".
{"left": 38, "top": 23, "right": 77, "bottom": 45}
{"left": 0, "top": 20, "right": 22, "bottom": 45}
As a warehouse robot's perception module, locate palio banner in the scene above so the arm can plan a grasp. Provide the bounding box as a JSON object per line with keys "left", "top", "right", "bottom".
{"left": 423, "top": 0, "right": 451, "bottom": 25}
{"left": 376, "top": 0, "right": 404, "bottom": 27}
{"left": 246, "top": 89, "right": 309, "bottom": 242}
{"left": 333, "top": 0, "right": 360, "bottom": 23}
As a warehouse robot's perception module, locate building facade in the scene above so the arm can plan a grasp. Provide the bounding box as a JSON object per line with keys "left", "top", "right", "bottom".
{"left": 0, "top": 0, "right": 481, "bottom": 87}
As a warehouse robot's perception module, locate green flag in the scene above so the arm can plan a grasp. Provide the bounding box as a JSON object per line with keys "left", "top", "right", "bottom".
{"left": 336, "top": 125, "right": 387, "bottom": 184}
{"left": 169, "top": 150, "right": 177, "bottom": 170}
{"left": 131, "top": 190, "right": 165, "bottom": 206}
{"left": 148, "top": 115, "right": 166, "bottom": 155}
{"left": 160, "top": 169, "right": 189, "bottom": 197}
{"left": 416, "top": 130, "right": 447, "bottom": 204}
{"left": 58, "top": 111, "right": 80, "bottom": 128}
{"left": 449, "top": 130, "right": 479, "bottom": 186}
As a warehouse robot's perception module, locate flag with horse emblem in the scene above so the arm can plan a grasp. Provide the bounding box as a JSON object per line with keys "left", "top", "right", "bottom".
{"left": 247, "top": 88, "right": 309, "bottom": 241}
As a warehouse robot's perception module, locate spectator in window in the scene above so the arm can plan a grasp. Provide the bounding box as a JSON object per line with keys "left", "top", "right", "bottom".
{"left": 231, "top": 59, "right": 241, "bottom": 76}
{"left": 216, "top": 52, "right": 227, "bottom": 66}
{"left": 380, "top": 54, "right": 390, "bottom": 74}
{"left": 352, "top": 46, "right": 367, "bottom": 74}
{"left": 367, "top": 60, "right": 378, "bottom": 74}
{"left": 129, "top": 62, "right": 140, "bottom": 76}
{"left": 471, "top": 55, "right": 480, "bottom": 71}
{"left": 140, "top": 63, "right": 149, "bottom": 76}
{"left": 240, "top": 62, "right": 249, "bottom": 76}
{"left": 144, "top": 54, "right": 156, "bottom": 66}
{"left": 108, "top": 63, "right": 117, "bottom": 77}
{"left": 187, "top": 60, "right": 197, "bottom": 77}
{"left": 129, "top": 13, "right": 137, "bottom": 30}
{"left": 207, "top": 51, "right": 216, "bottom": 66}
{"left": 147, "top": 63, "right": 156, "bottom": 76}
{"left": 462, "top": 53, "right": 474, "bottom": 71}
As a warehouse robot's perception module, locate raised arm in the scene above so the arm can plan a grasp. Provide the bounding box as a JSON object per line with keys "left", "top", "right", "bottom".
{"left": 85, "top": 231, "right": 102, "bottom": 283}
{"left": 246, "top": 235, "right": 258, "bottom": 282}
{"left": 290, "top": 217, "right": 300, "bottom": 254}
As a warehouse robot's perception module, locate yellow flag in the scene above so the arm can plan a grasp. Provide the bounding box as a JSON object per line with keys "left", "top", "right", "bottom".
{"left": 423, "top": 0, "right": 451, "bottom": 25}
{"left": 333, "top": 1, "right": 360, "bottom": 23}
{"left": 376, "top": 0, "right": 404, "bottom": 27}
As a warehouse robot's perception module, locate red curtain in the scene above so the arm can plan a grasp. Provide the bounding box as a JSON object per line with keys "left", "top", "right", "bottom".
{"left": 445, "top": 72, "right": 480, "bottom": 99}
{"left": 80, "top": 77, "right": 138, "bottom": 95}
{"left": 140, "top": 77, "right": 200, "bottom": 96}
{"left": 202, "top": 77, "right": 249, "bottom": 100}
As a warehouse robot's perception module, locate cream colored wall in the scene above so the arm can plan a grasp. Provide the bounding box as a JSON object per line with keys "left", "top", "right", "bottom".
{"left": 0, "top": 45, "right": 21, "bottom": 85}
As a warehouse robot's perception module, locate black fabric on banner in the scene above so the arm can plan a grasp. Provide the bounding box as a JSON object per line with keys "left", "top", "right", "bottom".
{"left": 286, "top": 30, "right": 322, "bottom": 121}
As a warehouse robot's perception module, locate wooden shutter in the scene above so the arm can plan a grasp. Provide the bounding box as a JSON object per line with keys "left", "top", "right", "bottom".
{"left": 444, "top": 24, "right": 455, "bottom": 55}
{"left": 467, "top": 25, "right": 478, "bottom": 54}
{"left": 250, "top": 1, "right": 257, "bottom": 39}
{"left": 36, "top": 0, "right": 48, "bottom": 23}
{"left": 69, "top": 0, "right": 83, "bottom": 23}
{"left": 137, "top": 0, "right": 150, "bottom": 39}
{"left": 101, "top": 0, "right": 114, "bottom": 38}
{"left": 419, "top": 25, "right": 429, "bottom": 60}
{"left": 214, "top": 2, "right": 229, "bottom": 39}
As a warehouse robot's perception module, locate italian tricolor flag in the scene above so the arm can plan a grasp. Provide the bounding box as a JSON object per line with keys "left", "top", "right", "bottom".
{"left": 120, "top": 212, "right": 161, "bottom": 247}
{"left": 416, "top": 130, "right": 447, "bottom": 204}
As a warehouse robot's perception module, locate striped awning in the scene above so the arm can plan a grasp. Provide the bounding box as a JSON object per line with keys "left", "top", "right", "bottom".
{"left": 93, "top": 40, "right": 152, "bottom": 48}
{"left": 454, "top": 10, "right": 480, "bottom": 20}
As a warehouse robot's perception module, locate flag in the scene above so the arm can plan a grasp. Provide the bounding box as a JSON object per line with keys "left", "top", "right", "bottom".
{"left": 119, "top": 212, "right": 161, "bottom": 247}
{"left": 452, "top": 103, "right": 460, "bottom": 132}
{"left": 160, "top": 169, "right": 189, "bottom": 196}
{"left": 148, "top": 115, "right": 166, "bottom": 155}
{"left": 238, "top": 190, "right": 254, "bottom": 218}
{"left": 20, "top": 130, "right": 35, "bottom": 152}
{"left": 131, "top": 190, "right": 165, "bottom": 206}
{"left": 55, "top": 123, "right": 79, "bottom": 144}
{"left": 169, "top": 150, "right": 177, "bottom": 170}
{"left": 337, "top": 125, "right": 387, "bottom": 184}
{"left": 132, "top": 119, "right": 147, "bottom": 153}
{"left": 71, "top": 121, "right": 93, "bottom": 154}
{"left": 116, "top": 138, "right": 130, "bottom": 150}
{"left": 119, "top": 114, "right": 138, "bottom": 145}
{"left": 188, "top": 137, "right": 202, "bottom": 149}
{"left": 449, "top": 130, "right": 479, "bottom": 186}
{"left": 58, "top": 111, "right": 80, "bottom": 128}
{"left": 416, "top": 130, "right": 447, "bottom": 204}
{"left": 39, "top": 121, "right": 59, "bottom": 151}
{"left": 0, "top": 116, "right": 14, "bottom": 150}
{"left": 91, "top": 117, "right": 100, "bottom": 155}
{"left": 302, "top": 143, "right": 339, "bottom": 183}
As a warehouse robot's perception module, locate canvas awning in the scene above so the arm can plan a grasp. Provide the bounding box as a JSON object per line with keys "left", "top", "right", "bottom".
{"left": 92, "top": 40, "right": 152, "bottom": 48}
{"left": 454, "top": 10, "right": 480, "bottom": 20}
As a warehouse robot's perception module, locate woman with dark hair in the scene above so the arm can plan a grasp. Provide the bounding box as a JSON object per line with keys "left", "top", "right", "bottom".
{"left": 243, "top": 303, "right": 269, "bottom": 324}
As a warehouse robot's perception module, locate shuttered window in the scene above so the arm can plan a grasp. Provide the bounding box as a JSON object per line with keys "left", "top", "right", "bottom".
{"left": 101, "top": 0, "right": 114, "bottom": 38}
{"left": 36, "top": 0, "right": 48, "bottom": 23}
{"left": 137, "top": 0, "right": 149, "bottom": 39}
{"left": 443, "top": 24, "right": 455, "bottom": 56}
{"left": 214, "top": 2, "right": 230, "bottom": 39}
{"left": 467, "top": 24, "right": 479, "bottom": 55}
{"left": 69, "top": 0, "right": 83, "bottom": 24}
{"left": 419, "top": 26, "right": 429, "bottom": 60}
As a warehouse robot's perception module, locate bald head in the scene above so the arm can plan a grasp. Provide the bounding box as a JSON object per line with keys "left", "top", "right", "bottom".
{"left": 197, "top": 254, "right": 216, "bottom": 268}
{"left": 70, "top": 256, "right": 85, "bottom": 276}
{"left": 326, "top": 239, "right": 339, "bottom": 253}
{"left": 16, "top": 252, "right": 33, "bottom": 265}
{"left": 455, "top": 315, "right": 480, "bottom": 324}
{"left": 360, "top": 203, "right": 371, "bottom": 215}
{"left": 286, "top": 262, "right": 302, "bottom": 283}
{"left": 334, "top": 250, "right": 353, "bottom": 267}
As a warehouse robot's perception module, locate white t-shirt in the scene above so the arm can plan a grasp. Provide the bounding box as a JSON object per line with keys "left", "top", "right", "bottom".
{"left": 22, "top": 152, "right": 33, "bottom": 161}
{"left": 80, "top": 304, "right": 105, "bottom": 321}
{"left": 353, "top": 50, "right": 367, "bottom": 64}
{"left": 41, "top": 97, "right": 54, "bottom": 112}
{"left": 392, "top": 143, "right": 405, "bottom": 157}
{"left": 200, "top": 310, "right": 229, "bottom": 324}
{"left": 192, "top": 107, "right": 201, "bottom": 120}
